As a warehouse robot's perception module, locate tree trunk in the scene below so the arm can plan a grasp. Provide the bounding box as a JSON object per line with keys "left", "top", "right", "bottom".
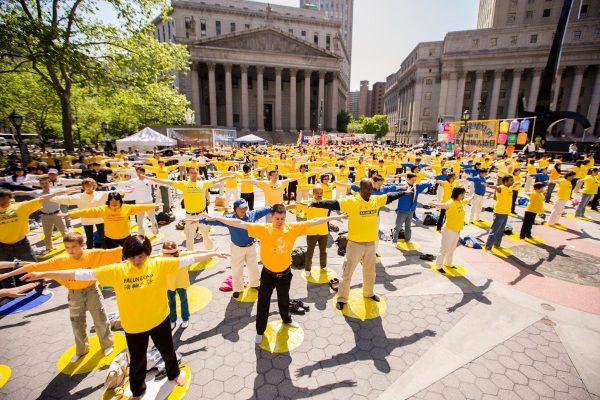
{"left": 58, "top": 92, "right": 75, "bottom": 152}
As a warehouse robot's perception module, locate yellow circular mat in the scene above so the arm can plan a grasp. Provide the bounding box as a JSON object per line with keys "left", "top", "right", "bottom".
{"left": 188, "top": 257, "right": 220, "bottom": 272}
{"left": 0, "top": 365, "right": 11, "bottom": 389}
{"left": 333, "top": 288, "right": 387, "bottom": 320}
{"left": 176, "top": 285, "right": 212, "bottom": 315}
{"left": 301, "top": 266, "right": 338, "bottom": 284}
{"left": 396, "top": 240, "right": 420, "bottom": 251}
{"left": 233, "top": 287, "right": 258, "bottom": 303}
{"left": 472, "top": 220, "right": 492, "bottom": 228}
{"left": 507, "top": 234, "right": 546, "bottom": 245}
{"left": 259, "top": 320, "right": 304, "bottom": 353}
{"left": 429, "top": 263, "right": 468, "bottom": 278}
{"left": 491, "top": 246, "right": 514, "bottom": 258}
{"left": 566, "top": 213, "right": 593, "bottom": 222}
{"left": 544, "top": 222, "right": 568, "bottom": 231}
{"left": 57, "top": 333, "right": 126, "bottom": 375}
{"left": 102, "top": 364, "right": 192, "bottom": 400}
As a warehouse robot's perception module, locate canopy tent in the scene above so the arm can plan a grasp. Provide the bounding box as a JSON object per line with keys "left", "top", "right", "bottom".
{"left": 235, "top": 134, "right": 267, "bottom": 143}
{"left": 116, "top": 127, "right": 177, "bottom": 151}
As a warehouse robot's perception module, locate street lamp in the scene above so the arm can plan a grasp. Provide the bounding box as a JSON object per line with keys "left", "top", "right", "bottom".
{"left": 460, "top": 109, "right": 471, "bottom": 155}
{"left": 8, "top": 110, "right": 30, "bottom": 164}
{"left": 394, "top": 121, "right": 399, "bottom": 145}
{"left": 101, "top": 121, "right": 110, "bottom": 151}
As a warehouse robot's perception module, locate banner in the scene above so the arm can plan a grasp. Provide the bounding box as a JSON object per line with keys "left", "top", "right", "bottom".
{"left": 456, "top": 120, "right": 498, "bottom": 152}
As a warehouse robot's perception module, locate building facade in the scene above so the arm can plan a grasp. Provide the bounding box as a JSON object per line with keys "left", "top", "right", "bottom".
{"left": 384, "top": 0, "right": 600, "bottom": 144}
{"left": 359, "top": 80, "right": 371, "bottom": 117}
{"left": 155, "top": 0, "right": 351, "bottom": 134}
{"left": 300, "top": 0, "right": 354, "bottom": 58}
{"left": 347, "top": 91, "right": 360, "bottom": 118}
{"left": 371, "top": 81, "right": 386, "bottom": 115}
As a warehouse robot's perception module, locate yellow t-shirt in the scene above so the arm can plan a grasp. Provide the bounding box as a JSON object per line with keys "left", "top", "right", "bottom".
{"left": 255, "top": 181, "right": 286, "bottom": 206}
{"left": 225, "top": 175, "right": 238, "bottom": 189}
{"left": 339, "top": 194, "right": 388, "bottom": 242}
{"left": 441, "top": 181, "right": 454, "bottom": 202}
{"left": 70, "top": 204, "right": 156, "bottom": 239}
{"left": 172, "top": 180, "right": 213, "bottom": 213}
{"left": 549, "top": 169, "right": 561, "bottom": 181}
{"left": 526, "top": 191, "right": 544, "bottom": 214}
{"left": 512, "top": 174, "right": 523, "bottom": 191}
{"left": 239, "top": 172, "right": 254, "bottom": 194}
{"left": 94, "top": 257, "right": 180, "bottom": 333}
{"left": 146, "top": 165, "right": 178, "bottom": 180}
{"left": 27, "top": 248, "right": 122, "bottom": 290}
{"left": 247, "top": 222, "right": 308, "bottom": 272}
{"left": 581, "top": 175, "right": 598, "bottom": 195}
{"left": 494, "top": 186, "right": 512, "bottom": 215}
{"left": 0, "top": 199, "right": 42, "bottom": 244}
{"left": 444, "top": 199, "right": 466, "bottom": 232}
{"left": 557, "top": 179, "right": 572, "bottom": 201}
{"left": 296, "top": 203, "right": 329, "bottom": 236}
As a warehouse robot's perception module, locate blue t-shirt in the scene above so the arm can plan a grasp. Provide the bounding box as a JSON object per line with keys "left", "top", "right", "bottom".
{"left": 468, "top": 176, "right": 489, "bottom": 196}
{"left": 396, "top": 181, "right": 432, "bottom": 212}
{"left": 531, "top": 173, "right": 549, "bottom": 183}
{"left": 200, "top": 206, "right": 272, "bottom": 246}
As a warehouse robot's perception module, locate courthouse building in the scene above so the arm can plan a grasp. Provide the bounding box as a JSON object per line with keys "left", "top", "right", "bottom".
{"left": 384, "top": 0, "right": 600, "bottom": 144}
{"left": 154, "top": 0, "right": 351, "bottom": 136}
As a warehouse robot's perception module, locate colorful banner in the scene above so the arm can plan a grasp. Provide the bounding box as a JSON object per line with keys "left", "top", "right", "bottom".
{"left": 453, "top": 120, "right": 498, "bottom": 152}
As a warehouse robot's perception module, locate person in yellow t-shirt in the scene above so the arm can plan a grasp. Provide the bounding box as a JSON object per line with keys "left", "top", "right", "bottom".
{"left": 246, "top": 170, "right": 297, "bottom": 214}
{"left": 510, "top": 169, "right": 524, "bottom": 214}
{"left": 548, "top": 171, "right": 576, "bottom": 226}
{"left": 160, "top": 241, "right": 191, "bottom": 330}
{"left": 430, "top": 187, "right": 467, "bottom": 273}
{"left": 145, "top": 160, "right": 179, "bottom": 213}
{"left": 21, "top": 235, "right": 229, "bottom": 400}
{"left": 520, "top": 183, "right": 545, "bottom": 240}
{"left": 485, "top": 175, "right": 514, "bottom": 251}
{"left": 204, "top": 204, "right": 340, "bottom": 345}
{"left": 574, "top": 168, "right": 599, "bottom": 218}
{"left": 545, "top": 162, "right": 562, "bottom": 203}
{"left": 296, "top": 185, "right": 331, "bottom": 275}
{"left": 238, "top": 164, "right": 266, "bottom": 210}
{"left": 0, "top": 232, "right": 120, "bottom": 362}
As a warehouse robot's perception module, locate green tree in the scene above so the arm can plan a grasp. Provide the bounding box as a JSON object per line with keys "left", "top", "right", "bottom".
{"left": 346, "top": 119, "right": 364, "bottom": 133}
{"left": 336, "top": 109, "right": 352, "bottom": 133}
{"left": 360, "top": 115, "right": 389, "bottom": 138}
{"left": 0, "top": 0, "right": 189, "bottom": 151}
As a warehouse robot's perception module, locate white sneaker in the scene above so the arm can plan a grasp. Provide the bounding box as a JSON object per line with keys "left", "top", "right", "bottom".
{"left": 171, "top": 322, "right": 176, "bottom": 330}
{"left": 286, "top": 321, "right": 300, "bottom": 329}
{"left": 254, "top": 334, "right": 263, "bottom": 344}
{"left": 181, "top": 321, "right": 189, "bottom": 329}
{"left": 103, "top": 347, "right": 114, "bottom": 357}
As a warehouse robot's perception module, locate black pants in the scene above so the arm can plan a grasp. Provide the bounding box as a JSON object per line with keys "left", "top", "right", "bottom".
{"left": 124, "top": 317, "right": 180, "bottom": 397}
{"left": 591, "top": 192, "right": 600, "bottom": 210}
{"left": 436, "top": 209, "right": 446, "bottom": 231}
{"left": 511, "top": 190, "right": 518, "bottom": 214}
{"left": 305, "top": 235, "right": 328, "bottom": 270}
{"left": 104, "top": 236, "right": 129, "bottom": 249}
{"left": 0, "top": 238, "right": 36, "bottom": 289}
{"left": 256, "top": 268, "right": 292, "bottom": 335}
{"left": 83, "top": 223, "right": 105, "bottom": 249}
{"left": 286, "top": 181, "right": 298, "bottom": 203}
{"left": 241, "top": 192, "right": 255, "bottom": 210}
{"left": 520, "top": 211, "right": 536, "bottom": 239}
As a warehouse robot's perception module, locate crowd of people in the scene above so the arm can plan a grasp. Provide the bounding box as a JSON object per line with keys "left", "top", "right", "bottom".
{"left": 0, "top": 143, "right": 598, "bottom": 399}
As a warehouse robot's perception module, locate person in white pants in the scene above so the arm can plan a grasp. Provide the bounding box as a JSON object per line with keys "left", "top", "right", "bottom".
{"left": 467, "top": 169, "right": 492, "bottom": 223}
{"left": 430, "top": 187, "right": 467, "bottom": 273}
{"left": 197, "top": 199, "right": 275, "bottom": 298}
{"left": 113, "top": 167, "right": 159, "bottom": 237}
{"left": 547, "top": 172, "right": 576, "bottom": 226}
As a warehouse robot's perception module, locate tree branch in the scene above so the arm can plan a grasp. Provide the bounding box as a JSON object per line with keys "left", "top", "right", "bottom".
{"left": 64, "top": 0, "right": 83, "bottom": 46}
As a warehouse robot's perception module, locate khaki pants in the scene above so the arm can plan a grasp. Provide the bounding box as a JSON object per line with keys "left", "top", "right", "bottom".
{"left": 337, "top": 240, "right": 376, "bottom": 303}
{"left": 135, "top": 209, "right": 158, "bottom": 237}
{"left": 230, "top": 242, "right": 260, "bottom": 292}
{"left": 469, "top": 194, "right": 484, "bottom": 222}
{"left": 41, "top": 213, "right": 67, "bottom": 251}
{"left": 334, "top": 182, "right": 348, "bottom": 199}
{"left": 548, "top": 199, "right": 567, "bottom": 225}
{"left": 296, "top": 189, "right": 310, "bottom": 203}
{"left": 185, "top": 214, "right": 212, "bottom": 250}
{"left": 435, "top": 228, "right": 460, "bottom": 268}
{"left": 68, "top": 285, "right": 113, "bottom": 356}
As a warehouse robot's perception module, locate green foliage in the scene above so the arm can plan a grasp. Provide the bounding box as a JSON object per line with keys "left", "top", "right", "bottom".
{"left": 336, "top": 109, "right": 352, "bottom": 133}
{"left": 345, "top": 115, "right": 389, "bottom": 138}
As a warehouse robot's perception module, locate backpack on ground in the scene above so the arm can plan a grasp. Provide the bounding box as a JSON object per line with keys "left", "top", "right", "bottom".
{"left": 291, "top": 247, "right": 306, "bottom": 269}
{"left": 336, "top": 235, "right": 348, "bottom": 256}
{"left": 423, "top": 212, "right": 438, "bottom": 226}
{"left": 104, "top": 350, "right": 129, "bottom": 390}
{"left": 504, "top": 224, "right": 513, "bottom": 235}
{"left": 460, "top": 235, "right": 483, "bottom": 249}
{"left": 156, "top": 211, "right": 175, "bottom": 225}
{"left": 176, "top": 220, "right": 185, "bottom": 230}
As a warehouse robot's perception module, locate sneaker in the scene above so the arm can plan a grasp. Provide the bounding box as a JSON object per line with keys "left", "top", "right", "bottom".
{"left": 437, "top": 268, "right": 446, "bottom": 274}
{"left": 70, "top": 352, "right": 87, "bottom": 363}
{"left": 336, "top": 301, "right": 345, "bottom": 310}
{"left": 254, "top": 334, "right": 263, "bottom": 344}
{"left": 181, "top": 321, "right": 189, "bottom": 329}
{"left": 171, "top": 322, "right": 176, "bottom": 330}
{"left": 286, "top": 321, "right": 300, "bottom": 329}
{"left": 368, "top": 294, "right": 381, "bottom": 302}
{"left": 103, "top": 347, "right": 114, "bottom": 357}
{"left": 232, "top": 291, "right": 240, "bottom": 299}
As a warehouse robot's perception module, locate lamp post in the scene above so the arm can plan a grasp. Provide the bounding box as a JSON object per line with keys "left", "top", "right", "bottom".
{"left": 460, "top": 109, "right": 471, "bottom": 155}
{"left": 394, "top": 121, "right": 399, "bottom": 145}
{"left": 101, "top": 121, "right": 110, "bottom": 152}
{"left": 8, "top": 110, "right": 30, "bottom": 165}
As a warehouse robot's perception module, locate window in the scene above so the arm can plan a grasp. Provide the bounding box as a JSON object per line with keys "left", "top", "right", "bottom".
{"left": 233, "top": 114, "right": 240, "bottom": 123}
{"left": 230, "top": 22, "right": 236, "bottom": 32}
{"left": 326, "top": 34, "right": 331, "bottom": 50}
{"left": 525, "top": 10, "right": 534, "bottom": 19}
{"left": 200, "top": 19, "right": 206, "bottom": 36}
{"left": 288, "top": 28, "right": 293, "bottom": 34}
{"left": 248, "top": 79, "right": 252, "bottom": 89}
{"left": 429, "top": 50, "right": 434, "bottom": 56}
{"left": 472, "top": 39, "right": 479, "bottom": 48}
{"left": 423, "top": 107, "right": 431, "bottom": 116}
{"left": 424, "top": 92, "right": 432, "bottom": 101}
{"left": 498, "top": 106, "right": 504, "bottom": 116}
{"left": 301, "top": 30, "right": 306, "bottom": 38}
{"left": 264, "top": 80, "right": 268, "bottom": 91}
{"left": 530, "top": 34, "right": 538, "bottom": 43}
{"left": 464, "top": 90, "right": 471, "bottom": 100}
{"left": 425, "top": 78, "right": 433, "bottom": 85}
{"left": 507, "top": 13, "right": 516, "bottom": 23}
{"left": 580, "top": 4, "right": 588, "bottom": 17}
{"left": 215, "top": 20, "right": 221, "bottom": 35}
{"left": 510, "top": 35, "right": 518, "bottom": 45}
{"left": 543, "top": 8, "right": 551, "bottom": 17}
{"left": 573, "top": 30, "right": 582, "bottom": 40}
{"left": 314, "top": 33, "right": 319, "bottom": 45}
{"left": 595, "top": 27, "right": 600, "bottom": 38}
{"left": 184, "top": 16, "right": 196, "bottom": 38}
{"left": 491, "top": 37, "right": 498, "bottom": 47}
{"left": 245, "top": 23, "right": 250, "bottom": 30}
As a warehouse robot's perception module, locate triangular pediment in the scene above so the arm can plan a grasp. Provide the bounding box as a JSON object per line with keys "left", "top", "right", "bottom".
{"left": 191, "top": 26, "right": 339, "bottom": 59}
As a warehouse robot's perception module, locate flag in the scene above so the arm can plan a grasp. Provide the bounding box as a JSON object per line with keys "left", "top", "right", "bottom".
{"left": 319, "top": 131, "right": 326, "bottom": 146}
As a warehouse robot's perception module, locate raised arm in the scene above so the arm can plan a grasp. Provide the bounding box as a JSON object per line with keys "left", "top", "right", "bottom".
{"left": 143, "top": 175, "right": 175, "bottom": 187}
{"left": 178, "top": 251, "right": 230, "bottom": 268}
{"left": 385, "top": 190, "right": 412, "bottom": 205}
{"left": 202, "top": 214, "right": 249, "bottom": 230}
{"left": 310, "top": 199, "right": 341, "bottom": 211}
{"left": 305, "top": 215, "right": 343, "bottom": 227}
{"left": 20, "top": 269, "right": 92, "bottom": 283}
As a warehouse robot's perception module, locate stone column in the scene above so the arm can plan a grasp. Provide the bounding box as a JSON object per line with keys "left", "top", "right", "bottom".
{"left": 274, "top": 67, "right": 282, "bottom": 132}
{"left": 445, "top": 72, "right": 458, "bottom": 119}
{"left": 329, "top": 74, "right": 338, "bottom": 130}
{"left": 208, "top": 62, "right": 217, "bottom": 126}
{"left": 488, "top": 69, "right": 503, "bottom": 119}
{"left": 471, "top": 70, "right": 484, "bottom": 119}
{"left": 224, "top": 63, "right": 233, "bottom": 128}
{"left": 411, "top": 80, "right": 422, "bottom": 132}
{"left": 317, "top": 71, "right": 325, "bottom": 131}
{"left": 528, "top": 68, "right": 542, "bottom": 112}
{"left": 507, "top": 68, "right": 523, "bottom": 119}
{"left": 289, "top": 68, "right": 297, "bottom": 133}
{"left": 256, "top": 66, "right": 264, "bottom": 131}
{"left": 304, "top": 70, "right": 311, "bottom": 131}
{"left": 240, "top": 64, "right": 249, "bottom": 131}
{"left": 190, "top": 62, "right": 201, "bottom": 124}
{"left": 551, "top": 67, "right": 565, "bottom": 111}
{"left": 564, "top": 66, "right": 586, "bottom": 135}
{"left": 454, "top": 72, "right": 466, "bottom": 117}
{"left": 587, "top": 67, "right": 600, "bottom": 134}
{"left": 438, "top": 72, "right": 449, "bottom": 118}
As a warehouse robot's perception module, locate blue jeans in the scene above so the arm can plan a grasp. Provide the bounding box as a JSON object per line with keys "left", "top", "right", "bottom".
{"left": 575, "top": 194, "right": 592, "bottom": 217}
{"left": 167, "top": 288, "right": 190, "bottom": 322}
{"left": 393, "top": 210, "right": 413, "bottom": 242}
{"left": 486, "top": 213, "right": 508, "bottom": 249}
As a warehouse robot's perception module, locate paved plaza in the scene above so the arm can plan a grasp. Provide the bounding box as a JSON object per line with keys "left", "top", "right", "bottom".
{"left": 1, "top": 188, "right": 600, "bottom": 400}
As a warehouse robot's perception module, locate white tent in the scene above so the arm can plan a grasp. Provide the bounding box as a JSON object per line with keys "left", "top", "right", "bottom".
{"left": 116, "top": 127, "right": 177, "bottom": 151}
{"left": 235, "top": 134, "right": 266, "bottom": 143}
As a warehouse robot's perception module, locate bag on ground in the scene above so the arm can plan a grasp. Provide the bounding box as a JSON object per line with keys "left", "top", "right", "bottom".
{"left": 104, "top": 350, "right": 129, "bottom": 390}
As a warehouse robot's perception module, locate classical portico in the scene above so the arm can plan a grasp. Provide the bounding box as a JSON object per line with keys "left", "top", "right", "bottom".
{"left": 181, "top": 27, "right": 347, "bottom": 133}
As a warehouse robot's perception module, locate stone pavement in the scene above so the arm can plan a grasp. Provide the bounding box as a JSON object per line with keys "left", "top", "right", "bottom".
{"left": 0, "top": 188, "right": 599, "bottom": 400}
